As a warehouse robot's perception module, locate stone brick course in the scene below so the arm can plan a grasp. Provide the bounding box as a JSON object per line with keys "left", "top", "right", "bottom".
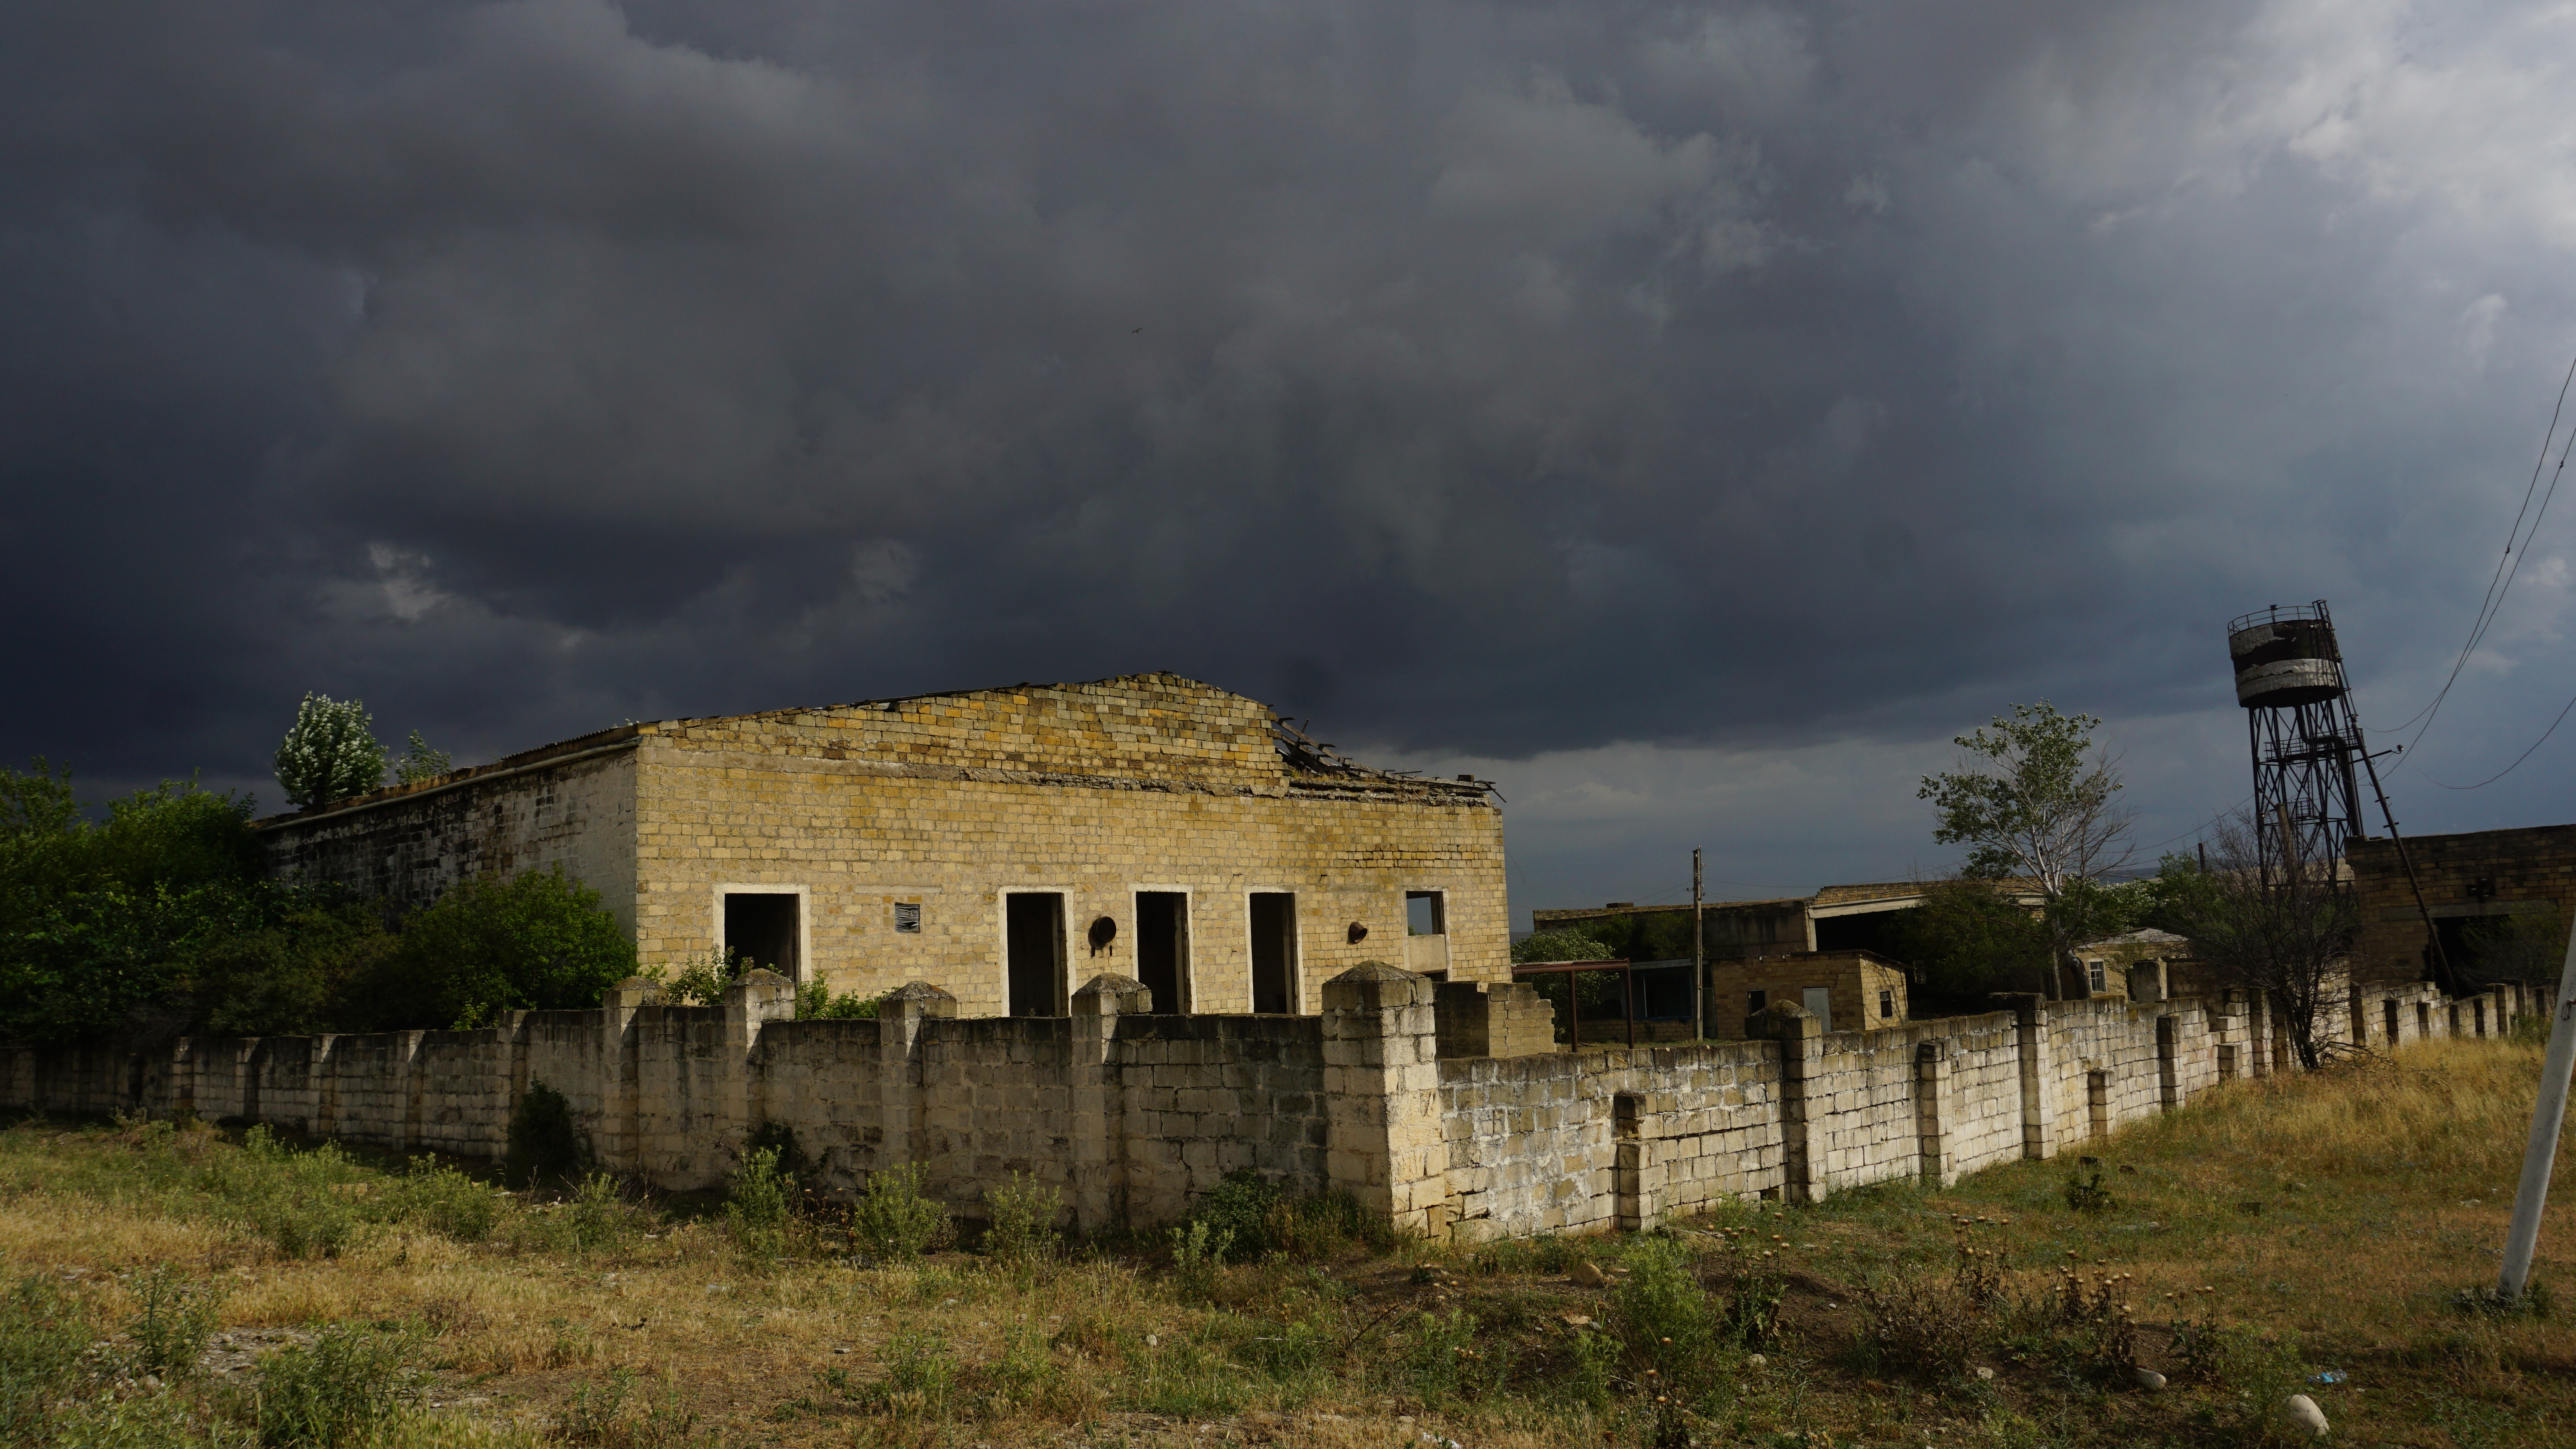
{"left": 5, "top": 966, "right": 2535, "bottom": 1241}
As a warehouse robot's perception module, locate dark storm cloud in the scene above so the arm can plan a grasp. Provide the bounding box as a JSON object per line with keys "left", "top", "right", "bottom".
{"left": 9, "top": 0, "right": 2576, "bottom": 825}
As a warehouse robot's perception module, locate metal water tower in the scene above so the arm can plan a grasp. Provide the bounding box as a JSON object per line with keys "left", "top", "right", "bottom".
{"left": 2226, "top": 599, "right": 2452, "bottom": 983}
{"left": 2227, "top": 601, "right": 2368, "bottom": 874}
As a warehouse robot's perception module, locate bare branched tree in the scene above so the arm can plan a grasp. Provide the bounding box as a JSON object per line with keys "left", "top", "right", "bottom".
{"left": 1918, "top": 702, "right": 2136, "bottom": 993}
{"left": 2166, "top": 811, "right": 2356, "bottom": 1070}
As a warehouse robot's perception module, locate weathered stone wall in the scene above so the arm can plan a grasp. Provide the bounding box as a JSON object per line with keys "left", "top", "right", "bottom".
{"left": 5, "top": 967, "right": 2538, "bottom": 1243}
{"left": 263, "top": 739, "right": 642, "bottom": 928}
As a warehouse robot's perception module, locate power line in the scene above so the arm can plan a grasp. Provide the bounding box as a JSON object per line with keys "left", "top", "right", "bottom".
{"left": 2376, "top": 353, "right": 2576, "bottom": 750}
{"left": 2414, "top": 691, "right": 2576, "bottom": 790}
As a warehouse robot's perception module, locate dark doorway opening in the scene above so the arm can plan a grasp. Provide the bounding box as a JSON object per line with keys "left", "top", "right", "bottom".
{"left": 1249, "top": 892, "right": 1298, "bottom": 1014}
{"left": 1135, "top": 892, "right": 1191, "bottom": 1014}
{"left": 724, "top": 893, "right": 799, "bottom": 979}
{"left": 1006, "top": 893, "right": 1066, "bottom": 1017}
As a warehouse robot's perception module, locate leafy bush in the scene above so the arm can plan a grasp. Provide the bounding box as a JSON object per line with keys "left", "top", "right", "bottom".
{"left": 550, "top": 1173, "right": 638, "bottom": 1253}
{"left": 984, "top": 1171, "right": 1063, "bottom": 1265}
{"left": 504, "top": 1082, "right": 581, "bottom": 1189}
{"left": 125, "top": 1267, "right": 222, "bottom": 1379}
{"left": 847, "top": 1163, "right": 950, "bottom": 1260}
{"left": 795, "top": 978, "right": 882, "bottom": 1019}
{"left": 647, "top": 948, "right": 742, "bottom": 1007}
{"left": 386, "top": 1158, "right": 499, "bottom": 1243}
{"left": 250, "top": 1322, "right": 423, "bottom": 1447}
{"left": 189, "top": 900, "right": 398, "bottom": 1039}
{"left": 726, "top": 1146, "right": 796, "bottom": 1260}
{"left": 742, "top": 1121, "right": 805, "bottom": 1181}
{"left": 0, "top": 1276, "right": 93, "bottom": 1444}
{"left": 369, "top": 867, "right": 637, "bottom": 1030}
{"left": 1169, "top": 1219, "right": 1233, "bottom": 1299}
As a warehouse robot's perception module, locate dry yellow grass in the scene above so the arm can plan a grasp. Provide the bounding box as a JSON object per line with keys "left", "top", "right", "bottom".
{"left": 0, "top": 1031, "right": 2568, "bottom": 1448}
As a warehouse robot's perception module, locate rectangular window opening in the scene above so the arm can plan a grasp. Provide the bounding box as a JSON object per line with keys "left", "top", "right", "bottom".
{"left": 1005, "top": 892, "right": 1067, "bottom": 1017}
{"left": 1135, "top": 891, "right": 1191, "bottom": 1014}
{"left": 2383, "top": 999, "right": 2399, "bottom": 1044}
{"left": 894, "top": 902, "right": 923, "bottom": 934}
{"left": 1249, "top": 892, "right": 1298, "bottom": 1014}
{"left": 1747, "top": 988, "right": 1768, "bottom": 1014}
{"left": 1878, "top": 988, "right": 1895, "bottom": 1020}
{"left": 723, "top": 892, "right": 800, "bottom": 980}
{"left": 2086, "top": 961, "right": 2107, "bottom": 993}
{"left": 1405, "top": 891, "right": 1446, "bottom": 937}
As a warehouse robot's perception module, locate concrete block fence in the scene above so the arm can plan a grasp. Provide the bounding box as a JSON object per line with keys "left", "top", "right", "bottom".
{"left": 0, "top": 967, "right": 2533, "bottom": 1242}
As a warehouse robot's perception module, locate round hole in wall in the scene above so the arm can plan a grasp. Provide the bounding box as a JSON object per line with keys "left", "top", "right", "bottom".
{"left": 1088, "top": 915, "right": 1117, "bottom": 953}
{"left": 1348, "top": 921, "right": 1369, "bottom": 943}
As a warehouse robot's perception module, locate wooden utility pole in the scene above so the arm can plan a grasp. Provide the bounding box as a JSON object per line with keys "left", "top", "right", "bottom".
{"left": 1692, "top": 849, "right": 1706, "bottom": 1040}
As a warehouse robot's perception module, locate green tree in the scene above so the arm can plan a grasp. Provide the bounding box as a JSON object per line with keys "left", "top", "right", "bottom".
{"left": 274, "top": 694, "right": 388, "bottom": 810}
{"left": 1880, "top": 877, "right": 2054, "bottom": 1005}
{"left": 366, "top": 867, "right": 637, "bottom": 1029}
{"left": 0, "top": 772, "right": 268, "bottom": 1041}
{"left": 392, "top": 731, "right": 451, "bottom": 786}
{"left": 0, "top": 758, "right": 78, "bottom": 838}
{"left": 1918, "top": 702, "right": 2135, "bottom": 991}
{"left": 188, "top": 898, "right": 398, "bottom": 1037}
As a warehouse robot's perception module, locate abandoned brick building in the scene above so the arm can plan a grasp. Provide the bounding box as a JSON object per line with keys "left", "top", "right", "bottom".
{"left": 255, "top": 674, "right": 1509, "bottom": 1018}
{"left": 2348, "top": 822, "right": 2576, "bottom": 986}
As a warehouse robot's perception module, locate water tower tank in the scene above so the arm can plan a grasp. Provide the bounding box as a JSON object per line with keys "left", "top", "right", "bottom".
{"left": 2227, "top": 606, "right": 2345, "bottom": 708}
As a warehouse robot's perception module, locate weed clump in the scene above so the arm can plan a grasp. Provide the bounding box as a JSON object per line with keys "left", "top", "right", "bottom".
{"left": 0, "top": 1278, "right": 93, "bottom": 1444}
{"left": 555, "top": 1368, "right": 698, "bottom": 1447}
{"left": 725, "top": 1146, "right": 796, "bottom": 1260}
{"left": 205, "top": 1127, "right": 370, "bottom": 1258}
{"left": 249, "top": 1321, "right": 424, "bottom": 1447}
{"left": 125, "top": 1267, "right": 223, "bottom": 1380}
{"left": 2063, "top": 1168, "right": 2116, "bottom": 1213}
{"left": 983, "top": 1171, "right": 1064, "bottom": 1266}
{"left": 386, "top": 1156, "right": 500, "bottom": 1243}
{"left": 847, "top": 1162, "right": 951, "bottom": 1260}
{"left": 1176, "top": 1171, "right": 1394, "bottom": 1262}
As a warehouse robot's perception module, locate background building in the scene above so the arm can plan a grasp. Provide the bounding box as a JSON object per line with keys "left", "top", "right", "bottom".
{"left": 258, "top": 673, "right": 1508, "bottom": 1017}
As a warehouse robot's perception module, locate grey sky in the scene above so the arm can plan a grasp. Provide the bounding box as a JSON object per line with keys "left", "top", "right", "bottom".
{"left": 9, "top": 1, "right": 2576, "bottom": 924}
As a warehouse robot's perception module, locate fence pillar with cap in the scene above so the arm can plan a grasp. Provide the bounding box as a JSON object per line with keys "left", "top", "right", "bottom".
{"left": 1991, "top": 992, "right": 2059, "bottom": 1161}
{"left": 1070, "top": 973, "right": 1151, "bottom": 1232}
{"left": 1747, "top": 1001, "right": 1823, "bottom": 1201}
{"left": 874, "top": 981, "right": 958, "bottom": 1178}
{"left": 721, "top": 968, "right": 797, "bottom": 1161}
{"left": 1322, "top": 961, "right": 1450, "bottom": 1237}
{"left": 1915, "top": 1039, "right": 1955, "bottom": 1187}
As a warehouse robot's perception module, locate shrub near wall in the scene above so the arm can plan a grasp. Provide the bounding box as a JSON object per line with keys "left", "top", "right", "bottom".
{"left": 366, "top": 866, "right": 638, "bottom": 1030}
